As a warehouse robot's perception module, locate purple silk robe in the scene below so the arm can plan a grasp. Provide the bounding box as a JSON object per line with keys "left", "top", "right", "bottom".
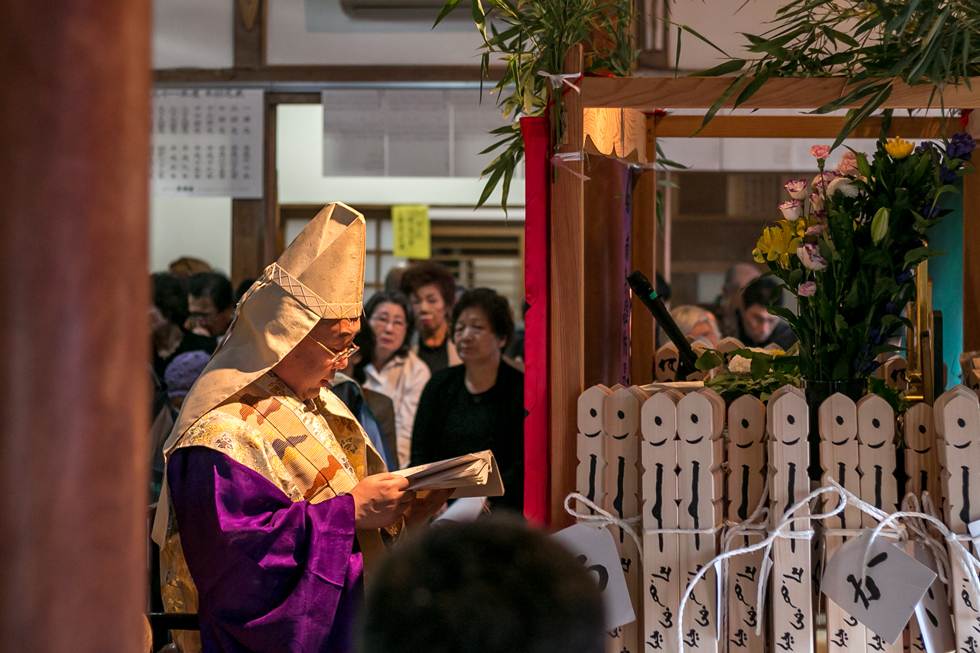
{"left": 168, "top": 446, "right": 363, "bottom": 653}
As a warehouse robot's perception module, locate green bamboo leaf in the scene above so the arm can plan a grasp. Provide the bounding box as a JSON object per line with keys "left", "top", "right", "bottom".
{"left": 695, "top": 72, "right": 748, "bottom": 134}
{"left": 476, "top": 166, "right": 505, "bottom": 209}
{"left": 678, "top": 23, "right": 731, "bottom": 58}
{"left": 688, "top": 59, "right": 747, "bottom": 78}
{"left": 471, "top": 0, "right": 488, "bottom": 40}
{"left": 920, "top": 7, "right": 950, "bottom": 53}
{"left": 433, "top": 0, "right": 464, "bottom": 28}
{"left": 734, "top": 67, "right": 771, "bottom": 108}
{"left": 674, "top": 25, "right": 682, "bottom": 78}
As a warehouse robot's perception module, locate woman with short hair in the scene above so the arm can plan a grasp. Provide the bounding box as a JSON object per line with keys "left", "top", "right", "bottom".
{"left": 362, "top": 291, "right": 431, "bottom": 469}
{"left": 410, "top": 287, "right": 524, "bottom": 513}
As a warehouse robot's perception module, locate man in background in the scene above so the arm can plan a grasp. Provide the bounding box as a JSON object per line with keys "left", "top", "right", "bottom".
{"left": 399, "top": 261, "right": 460, "bottom": 374}
{"left": 720, "top": 263, "right": 762, "bottom": 338}
{"left": 737, "top": 276, "right": 797, "bottom": 350}
{"left": 186, "top": 271, "right": 234, "bottom": 339}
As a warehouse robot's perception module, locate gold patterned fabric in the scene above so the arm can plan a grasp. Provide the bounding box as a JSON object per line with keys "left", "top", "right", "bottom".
{"left": 159, "top": 372, "right": 387, "bottom": 653}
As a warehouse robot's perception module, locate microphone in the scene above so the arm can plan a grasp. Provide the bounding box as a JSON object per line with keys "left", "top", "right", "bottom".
{"left": 627, "top": 270, "right": 699, "bottom": 380}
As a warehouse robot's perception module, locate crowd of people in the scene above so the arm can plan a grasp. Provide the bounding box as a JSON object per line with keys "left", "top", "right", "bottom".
{"left": 666, "top": 263, "right": 798, "bottom": 352}
{"left": 149, "top": 255, "right": 526, "bottom": 513}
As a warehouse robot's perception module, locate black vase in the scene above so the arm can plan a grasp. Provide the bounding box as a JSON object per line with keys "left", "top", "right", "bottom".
{"left": 802, "top": 378, "right": 868, "bottom": 481}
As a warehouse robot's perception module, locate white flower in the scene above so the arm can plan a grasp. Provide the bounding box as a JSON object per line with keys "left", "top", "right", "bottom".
{"left": 779, "top": 200, "right": 803, "bottom": 220}
{"left": 729, "top": 347, "right": 770, "bottom": 374}
{"left": 784, "top": 179, "right": 809, "bottom": 200}
{"left": 827, "top": 177, "right": 860, "bottom": 198}
{"left": 797, "top": 243, "right": 828, "bottom": 271}
{"left": 809, "top": 191, "right": 824, "bottom": 211}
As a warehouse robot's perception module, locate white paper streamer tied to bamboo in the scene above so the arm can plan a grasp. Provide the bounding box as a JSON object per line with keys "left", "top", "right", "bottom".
{"left": 537, "top": 71, "right": 583, "bottom": 93}
{"left": 565, "top": 492, "right": 643, "bottom": 559}
{"left": 675, "top": 483, "right": 841, "bottom": 652}
{"left": 866, "top": 496, "right": 980, "bottom": 604}
{"left": 901, "top": 492, "right": 953, "bottom": 585}
{"left": 550, "top": 151, "right": 591, "bottom": 181}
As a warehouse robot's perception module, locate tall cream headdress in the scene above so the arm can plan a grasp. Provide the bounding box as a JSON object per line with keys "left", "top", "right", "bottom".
{"left": 161, "top": 201, "right": 366, "bottom": 455}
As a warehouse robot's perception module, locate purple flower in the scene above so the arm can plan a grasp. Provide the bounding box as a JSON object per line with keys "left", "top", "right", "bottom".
{"left": 922, "top": 204, "right": 940, "bottom": 220}
{"left": 814, "top": 209, "right": 827, "bottom": 219}
{"left": 940, "top": 165, "right": 957, "bottom": 184}
{"left": 947, "top": 132, "right": 976, "bottom": 160}
{"left": 798, "top": 281, "right": 817, "bottom": 297}
{"left": 805, "top": 224, "right": 827, "bottom": 236}
{"left": 797, "top": 243, "right": 828, "bottom": 270}
{"left": 896, "top": 270, "right": 913, "bottom": 285}
{"left": 885, "top": 301, "right": 896, "bottom": 314}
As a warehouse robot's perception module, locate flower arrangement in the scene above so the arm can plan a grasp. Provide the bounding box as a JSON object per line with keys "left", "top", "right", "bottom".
{"left": 751, "top": 134, "right": 976, "bottom": 381}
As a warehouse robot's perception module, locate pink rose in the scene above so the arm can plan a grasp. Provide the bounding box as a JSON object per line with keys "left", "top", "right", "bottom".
{"left": 805, "top": 224, "right": 827, "bottom": 236}
{"left": 798, "top": 281, "right": 817, "bottom": 297}
{"left": 809, "top": 145, "right": 831, "bottom": 160}
{"left": 835, "top": 151, "right": 860, "bottom": 176}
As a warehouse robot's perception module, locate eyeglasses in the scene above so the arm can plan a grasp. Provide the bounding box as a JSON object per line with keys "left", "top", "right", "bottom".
{"left": 369, "top": 315, "right": 407, "bottom": 329}
{"left": 305, "top": 334, "right": 360, "bottom": 365}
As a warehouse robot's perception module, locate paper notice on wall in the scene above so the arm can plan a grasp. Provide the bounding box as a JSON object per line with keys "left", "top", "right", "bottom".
{"left": 151, "top": 88, "right": 264, "bottom": 198}
{"left": 392, "top": 205, "right": 431, "bottom": 259}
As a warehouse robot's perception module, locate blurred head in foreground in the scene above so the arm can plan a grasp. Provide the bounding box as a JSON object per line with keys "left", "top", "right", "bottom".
{"left": 360, "top": 517, "right": 605, "bottom": 653}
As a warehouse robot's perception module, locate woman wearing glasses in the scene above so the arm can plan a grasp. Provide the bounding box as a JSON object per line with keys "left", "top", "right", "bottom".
{"left": 361, "top": 292, "right": 431, "bottom": 469}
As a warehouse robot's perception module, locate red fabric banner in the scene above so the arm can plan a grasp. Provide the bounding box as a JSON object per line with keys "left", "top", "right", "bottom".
{"left": 521, "top": 116, "right": 551, "bottom": 526}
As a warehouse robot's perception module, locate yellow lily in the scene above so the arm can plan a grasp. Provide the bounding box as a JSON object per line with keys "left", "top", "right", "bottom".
{"left": 885, "top": 136, "right": 914, "bottom": 159}
{"left": 754, "top": 224, "right": 800, "bottom": 269}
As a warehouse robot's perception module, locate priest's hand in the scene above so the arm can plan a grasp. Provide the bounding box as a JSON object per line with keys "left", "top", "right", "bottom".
{"left": 350, "top": 473, "right": 415, "bottom": 530}
{"left": 403, "top": 489, "right": 454, "bottom": 530}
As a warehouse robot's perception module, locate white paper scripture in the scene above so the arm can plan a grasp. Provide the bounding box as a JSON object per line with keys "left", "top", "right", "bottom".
{"left": 822, "top": 529, "right": 937, "bottom": 646}
{"left": 434, "top": 497, "right": 487, "bottom": 524}
{"left": 552, "top": 523, "right": 636, "bottom": 630}
{"left": 392, "top": 450, "right": 504, "bottom": 498}
{"left": 912, "top": 542, "right": 956, "bottom": 653}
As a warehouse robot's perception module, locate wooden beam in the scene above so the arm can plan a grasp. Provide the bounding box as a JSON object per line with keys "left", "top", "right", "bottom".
{"left": 582, "top": 108, "right": 649, "bottom": 162}
{"left": 233, "top": 0, "right": 264, "bottom": 69}
{"left": 655, "top": 115, "right": 956, "bottom": 139}
{"left": 580, "top": 76, "right": 980, "bottom": 110}
{"left": 153, "top": 65, "right": 505, "bottom": 84}
{"left": 630, "top": 114, "right": 658, "bottom": 386}
{"left": 230, "top": 93, "right": 278, "bottom": 286}
{"left": 549, "top": 44, "right": 585, "bottom": 529}
{"left": 964, "top": 111, "right": 980, "bottom": 352}
{"left": 0, "top": 1, "right": 150, "bottom": 651}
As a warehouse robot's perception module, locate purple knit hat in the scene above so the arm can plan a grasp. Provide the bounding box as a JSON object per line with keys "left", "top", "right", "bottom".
{"left": 164, "top": 350, "right": 211, "bottom": 399}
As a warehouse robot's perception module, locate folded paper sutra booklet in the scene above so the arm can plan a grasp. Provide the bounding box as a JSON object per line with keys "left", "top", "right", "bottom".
{"left": 392, "top": 450, "right": 504, "bottom": 498}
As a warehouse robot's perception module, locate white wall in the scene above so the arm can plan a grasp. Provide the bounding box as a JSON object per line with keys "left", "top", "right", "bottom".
{"left": 666, "top": 0, "right": 787, "bottom": 72}
{"left": 277, "top": 104, "right": 525, "bottom": 207}
{"left": 153, "top": 0, "right": 233, "bottom": 69}
{"left": 267, "top": 0, "right": 492, "bottom": 66}
{"left": 149, "top": 196, "right": 232, "bottom": 274}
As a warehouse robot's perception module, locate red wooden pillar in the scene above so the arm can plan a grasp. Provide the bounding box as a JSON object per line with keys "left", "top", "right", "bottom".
{"left": 0, "top": 2, "right": 151, "bottom": 652}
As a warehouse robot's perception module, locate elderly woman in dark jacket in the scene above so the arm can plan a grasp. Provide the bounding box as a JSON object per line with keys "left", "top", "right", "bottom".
{"left": 410, "top": 287, "right": 524, "bottom": 513}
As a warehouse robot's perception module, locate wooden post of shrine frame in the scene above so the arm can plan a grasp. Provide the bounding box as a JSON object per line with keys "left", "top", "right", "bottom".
{"left": 0, "top": 1, "right": 151, "bottom": 651}
{"left": 964, "top": 111, "right": 980, "bottom": 352}
{"left": 550, "top": 44, "right": 586, "bottom": 528}
{"left": 630, "top": 113, "right": 658, "bottom": 386}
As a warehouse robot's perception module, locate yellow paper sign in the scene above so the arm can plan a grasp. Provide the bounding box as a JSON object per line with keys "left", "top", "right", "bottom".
{"left": 392, "top": 205, "right": 431, "bottom": 259}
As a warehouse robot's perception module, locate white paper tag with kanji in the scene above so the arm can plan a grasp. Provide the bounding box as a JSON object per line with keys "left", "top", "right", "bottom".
{"left": 552, "top": 523, "right": 636, "bottom": 630}
{"left": 912, "top": 542, "right": 956, "bottom": 653}
{"left": 822, "top": 529, "right": 937, "bottom": 646}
